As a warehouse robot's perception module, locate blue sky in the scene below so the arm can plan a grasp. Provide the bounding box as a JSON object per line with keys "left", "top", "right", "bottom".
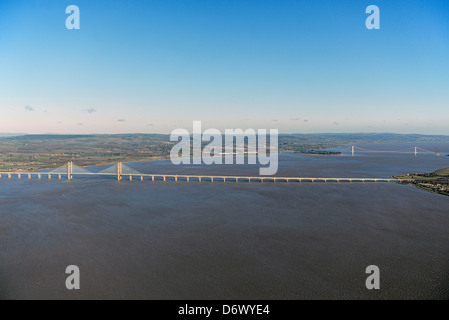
{"left": 1, "top": 0, "right": 448, "bottom": 134}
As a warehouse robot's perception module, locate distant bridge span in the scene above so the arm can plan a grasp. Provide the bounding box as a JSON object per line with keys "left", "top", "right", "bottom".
{"left": 342, "top": 145, "right": 447, "bottom": 156}
{"left": 0, "top": 162, "right": 402, "bottom": 184}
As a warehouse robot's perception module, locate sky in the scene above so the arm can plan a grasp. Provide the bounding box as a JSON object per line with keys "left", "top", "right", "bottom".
{"left": 0, "top": 0, "right": 449, "bottom": 134}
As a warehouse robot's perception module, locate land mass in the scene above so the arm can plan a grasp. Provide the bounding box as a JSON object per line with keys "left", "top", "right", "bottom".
{"left": 0, "top": 134, "right": 173, "bottom": 171}
{"left": 1, "top": 133, "right": 449, "bottom": 172}
{"left": 393, "top": 168, "right": 449, "bottom": 196}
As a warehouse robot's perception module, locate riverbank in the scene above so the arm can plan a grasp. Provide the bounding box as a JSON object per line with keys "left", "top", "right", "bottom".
{"left": 393, "top": 167, "right": 449, "bottom": 197}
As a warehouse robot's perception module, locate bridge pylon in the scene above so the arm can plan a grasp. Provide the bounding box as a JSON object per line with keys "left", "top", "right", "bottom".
{"left": 117, "top": 162, "right": 122, "bottom": 181}
{"left": 67, "top": 161, "right": 73, "bottom": 180}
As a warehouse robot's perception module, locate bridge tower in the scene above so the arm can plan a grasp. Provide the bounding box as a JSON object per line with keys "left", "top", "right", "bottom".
{"left": 117, "top": 162, "right": 122, "bottom": 181}
{"left": 352, "top": 146, "right": 355, "bottom": 156}
{"left": 414, "top": 146, "right": 417, "bottom": 156}
{"left": 67, "top": 161, "right": 73, "bottom": 180}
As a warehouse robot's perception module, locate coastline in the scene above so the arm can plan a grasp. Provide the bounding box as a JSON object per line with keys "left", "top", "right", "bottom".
{"left": 393, "top": 168, "right": 449, "bottom": 197}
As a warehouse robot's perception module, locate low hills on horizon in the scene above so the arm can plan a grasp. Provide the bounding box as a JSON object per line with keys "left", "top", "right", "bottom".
{"left": 1, "top": 132, "right": 449, "bottom": 172}
{"left": 2, "top": 132, "right": 449, "bottom": 141}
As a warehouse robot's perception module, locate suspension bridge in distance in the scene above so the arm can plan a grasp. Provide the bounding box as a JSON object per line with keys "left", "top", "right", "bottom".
{"left": 342, "top": 145, "right": 447, "bottom": 156}
{"left": 0, "top": 161, "right": 402, "bottom": 184}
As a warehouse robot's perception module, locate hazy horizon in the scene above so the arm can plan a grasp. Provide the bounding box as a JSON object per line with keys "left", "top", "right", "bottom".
{"left": 2, "top": 131, "right": 449, "bottom": 137}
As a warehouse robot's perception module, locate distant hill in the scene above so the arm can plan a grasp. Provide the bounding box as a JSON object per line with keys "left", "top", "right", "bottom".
{"left": 288, "top": 133, "right": 449, "bottom": 143}
{"left": 2, "top": 132, "right": 448, "bottom": 140}
{"left": 0, "top": 133, "right": 26, "bottom": 137}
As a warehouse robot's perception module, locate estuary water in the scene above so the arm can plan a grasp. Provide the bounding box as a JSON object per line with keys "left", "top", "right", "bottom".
{"left": 1, "top": 143, "right": 449, "bottom": 299}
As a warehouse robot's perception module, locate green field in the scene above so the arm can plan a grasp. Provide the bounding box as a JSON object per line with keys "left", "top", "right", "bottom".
{"left": 0, "top": 134, "right": 173, "bottom": 171}
{"left": 393, "top": 168, "right": 449, "bottom": 196}
{"left": 434, "top": 167, "right": 449, "bottom": 176}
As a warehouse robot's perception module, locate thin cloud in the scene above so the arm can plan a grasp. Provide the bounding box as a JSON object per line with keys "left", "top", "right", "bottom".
{"left": 117, "top": 119, "right": 126, "bottom": 122}
{"left": 272, "top": 119, "right": 278, "bottom": 122}
{"left": 78, "top": 123, "right": 84, "bottom": 126}
{"left": 333, "top": 121, "right": 339, "bottom": 126}
{"left": 304, "top": 119, "right": 309, "bottom": 123}
{"left": 148, "top": 123, "right": 154, "bottom": 126}
{"left": 86, "top": 108, "right": 97, "bottom": 114}
{"left": 291, "top": 117, "right": 300, "bottom": 121}
{"left": 24, "top": 106, "right": 34, "bottom": 112}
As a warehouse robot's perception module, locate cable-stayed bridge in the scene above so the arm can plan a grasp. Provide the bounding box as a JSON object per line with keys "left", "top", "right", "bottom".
{"left": 0, "top": 161, "right": 403, "bottom": 183}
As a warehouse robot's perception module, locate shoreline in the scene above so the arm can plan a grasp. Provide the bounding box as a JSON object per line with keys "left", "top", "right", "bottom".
{"left": 393, "top": 168, "right": 449, "bottom": 197}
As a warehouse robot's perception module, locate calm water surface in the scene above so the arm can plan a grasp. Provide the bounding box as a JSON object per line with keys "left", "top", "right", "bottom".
{"left": 1, "top": 143, "right": 449, "bottom": 299}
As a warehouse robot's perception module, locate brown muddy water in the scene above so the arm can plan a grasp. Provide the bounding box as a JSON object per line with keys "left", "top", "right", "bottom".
{"left": 1, "top": 146, "right": 449, "bottom": 299}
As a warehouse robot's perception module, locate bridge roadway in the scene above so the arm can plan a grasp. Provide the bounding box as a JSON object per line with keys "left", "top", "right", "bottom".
{"left": 0, "top": 171, "right": 401, "bottom": 183}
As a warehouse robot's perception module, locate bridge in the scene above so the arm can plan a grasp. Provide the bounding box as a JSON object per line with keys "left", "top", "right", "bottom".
{"left": 0, "top": 162, "right": 401, "bottom": 183}
{"left": 340, "top": 145, "right": 447, "bottom": 156}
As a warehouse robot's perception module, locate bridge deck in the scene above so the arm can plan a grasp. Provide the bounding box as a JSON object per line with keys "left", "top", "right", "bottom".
{"left": 0, "top": 171, "right": 400, "bottom": 183}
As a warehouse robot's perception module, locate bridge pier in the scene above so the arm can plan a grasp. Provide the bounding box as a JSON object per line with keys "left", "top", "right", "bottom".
{"left": 0, "top": 167, "right": 400, "bottom": 185}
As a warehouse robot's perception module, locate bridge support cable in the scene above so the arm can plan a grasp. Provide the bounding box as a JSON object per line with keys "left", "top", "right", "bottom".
{"left": 337, "top": 146, "right": 445, "bottom": 156}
